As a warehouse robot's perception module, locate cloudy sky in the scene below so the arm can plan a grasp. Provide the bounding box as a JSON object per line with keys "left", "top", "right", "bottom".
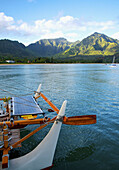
{"left": 0, "top": 0, "right": 119, "bottom": 45}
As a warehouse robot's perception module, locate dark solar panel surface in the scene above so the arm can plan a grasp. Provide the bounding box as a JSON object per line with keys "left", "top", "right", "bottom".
{"left": 11, "top": 96, "right": 43, "bottom": 116}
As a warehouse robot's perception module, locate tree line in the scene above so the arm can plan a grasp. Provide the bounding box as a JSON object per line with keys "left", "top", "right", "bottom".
{"left": 0, "top": 54, "right": 119, "bottom": 64}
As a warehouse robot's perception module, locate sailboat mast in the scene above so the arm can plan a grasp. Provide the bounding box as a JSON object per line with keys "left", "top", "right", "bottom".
{"left": 112, "top": 56, "right": 115, "bottom": 64}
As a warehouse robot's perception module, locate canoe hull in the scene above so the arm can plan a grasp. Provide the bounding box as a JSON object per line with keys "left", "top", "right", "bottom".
{"left": 5, "top": 101, "right": 67, "bottom": 170}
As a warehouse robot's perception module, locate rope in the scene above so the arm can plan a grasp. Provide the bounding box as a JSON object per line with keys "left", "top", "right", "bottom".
{"left": 5, "top": 77, "right": 34, "bottom": 91}
{"left": 0, "top": 78, "right": 43, "bottom": 109}
{"left": 0, "top": 83, "right": 34, "bottom": 96}
{"left": 0, "top": 87, "right": 37, "bottom": 105}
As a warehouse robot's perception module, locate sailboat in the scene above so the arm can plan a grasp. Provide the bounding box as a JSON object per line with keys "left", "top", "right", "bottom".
{"left": 110, "top": 56, "right": 116, "bottom": 67}
{"left": 0, "top": 84, "right": 96, "bottom": 169}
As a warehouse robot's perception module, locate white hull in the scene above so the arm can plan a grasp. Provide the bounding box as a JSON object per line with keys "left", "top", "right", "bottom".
{"left": 110, "top": 65, "right": 116, "bottom": 67}
{"left": 4, "top": 101, "right": 67, "bottom": 170}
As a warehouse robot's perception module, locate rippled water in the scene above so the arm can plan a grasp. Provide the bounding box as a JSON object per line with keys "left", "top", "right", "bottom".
{"left": 0, "top": 64, "right": 119, "bottom": 170}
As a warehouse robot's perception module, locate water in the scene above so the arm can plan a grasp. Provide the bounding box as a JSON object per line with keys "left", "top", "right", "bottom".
{"left": 0, "top": 64, "right": 119, "bottom": 170}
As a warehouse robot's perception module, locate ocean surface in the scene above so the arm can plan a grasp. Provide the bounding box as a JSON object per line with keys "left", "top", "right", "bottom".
{"left": 0, "top": 64, "right": 119, "bottom": 170}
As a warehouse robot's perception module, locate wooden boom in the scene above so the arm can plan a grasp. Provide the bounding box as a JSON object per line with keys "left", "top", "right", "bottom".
{"left": 35, "top": 91, "right": 59, "bottom": 114}
{"left": 0, "top": 118, "right": 50, "bottom": 129}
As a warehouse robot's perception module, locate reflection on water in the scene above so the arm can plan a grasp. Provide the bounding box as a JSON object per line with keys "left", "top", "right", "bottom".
{"left": 66, "top": 143, "right": 96, "bottom": 161}
{"left": 0, "top": 64, "right": 119, "bottom": 170}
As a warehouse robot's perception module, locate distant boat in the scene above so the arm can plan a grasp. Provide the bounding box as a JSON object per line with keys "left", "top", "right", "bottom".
{"left": 110, "top": 56, "right": 116, "bottom": 67}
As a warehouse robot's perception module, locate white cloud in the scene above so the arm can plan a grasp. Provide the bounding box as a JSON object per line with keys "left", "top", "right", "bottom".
{"left": 59, "top": 16, "right": 74, "bottom": 23}
{"left": 65, "top": 33, "right": 78, "bottom": 42}
{"left": 112, "top": 32, "right": 119, "bottom": 40}
{"left": 0, "top": 12, "right": 118, "bottom": 45}
{"left": 0, "top": 12, "right": 14, "bottom": 31}
{"left": 40, "top": 31, "right": 64, "bottom": 40}
{"left": 86, "top": 20, "right": 115, "bottom": 31}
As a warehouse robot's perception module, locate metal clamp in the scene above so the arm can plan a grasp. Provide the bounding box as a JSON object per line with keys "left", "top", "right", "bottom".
{"left": 56, "top": 115, "right": 63, "bottom": 123}
{"left": 2, "top": 154, "right": 9, "bottom": 158}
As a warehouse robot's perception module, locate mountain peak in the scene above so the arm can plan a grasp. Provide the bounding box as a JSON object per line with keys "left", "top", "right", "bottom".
{"left": 37, "top": 37, "right": 67, "bottom": 42}
{"left": 91, "top": 32, "right": 102, "bottom": 37}
{"left": 93, "top": 32, "right": 100, "bottom": 35}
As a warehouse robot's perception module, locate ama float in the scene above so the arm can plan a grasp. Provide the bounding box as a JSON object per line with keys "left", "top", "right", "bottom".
{"left": 0, "top": 84, "right": 96, "bottom": 169}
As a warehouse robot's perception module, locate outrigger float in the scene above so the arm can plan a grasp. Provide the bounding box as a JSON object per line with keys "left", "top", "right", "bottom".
{"left": 0, "top": 84, "right": 96, "bottom": 169}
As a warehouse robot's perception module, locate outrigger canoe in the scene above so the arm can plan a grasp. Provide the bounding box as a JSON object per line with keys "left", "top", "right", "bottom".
{"left": 0, "top": 84, "right": 96, "bottom": 169}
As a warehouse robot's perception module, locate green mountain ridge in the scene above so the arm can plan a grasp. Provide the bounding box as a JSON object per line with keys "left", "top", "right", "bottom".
{"left": 56, "top": 32, "right": 119, "bottom": 58}
{"left": 27, "top": 38, "right": 73, "bottom": 57}
{"left": 0, "top": 32, "right": 119, "bottom": 63}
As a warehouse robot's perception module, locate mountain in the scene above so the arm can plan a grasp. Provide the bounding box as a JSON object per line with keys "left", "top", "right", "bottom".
{"left": 27, "top": 38, "right": 73, "bottom": 57}
{"left": 0, "top": 33, "right": 119, "bottom": 63}
{"left": 58, "top": 32, "right": 119, "bottom": 58}
{"left": 0, "top": 39, "right": 33, "bottom": 59}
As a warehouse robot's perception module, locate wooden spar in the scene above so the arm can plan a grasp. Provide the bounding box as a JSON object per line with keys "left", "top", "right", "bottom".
{"left": 0, "top": 118, "right": 50, "bottom": 128}
{"left": 0, "top": 115, "right": 96, "bottom": 129}
{"left": 34, "top": 83, "right": 59, "bottom": 114}
{"left": 63, "top": 115, "right": 96, "bottom": 125}
{"left": 6, "top": 101, "right": 67, "bottom": 170}
{"left": 35, "top": 92, "right": 59, "bottom": 114}
{"left": 8, "top": 124, "right": 48, "bottom": 151}
{"left": 40, "top": 93, "right": 59, "bottom": 114}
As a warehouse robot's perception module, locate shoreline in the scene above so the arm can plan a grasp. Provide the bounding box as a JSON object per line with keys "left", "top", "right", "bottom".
{"left": 0, "top": 63, "right": 114, "bottom": 66}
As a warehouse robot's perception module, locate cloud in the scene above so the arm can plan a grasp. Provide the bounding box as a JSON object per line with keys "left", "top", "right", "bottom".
{"left": 65, "top": 33, "right": 78, "bottom": 42}
{"left": 86, "top": 20, "right": 115, "bottom": 31}
{"left": 0, "top": 12, "right": 118, "bottom": 45}
{"left": 40, "top": 31, "right": 64, "bottom": 40}
{"left": 0, "top": 12, "right": 14, "bottom": 32}
{"left": 112, "top": 32, "right": 119, "bottom": 40}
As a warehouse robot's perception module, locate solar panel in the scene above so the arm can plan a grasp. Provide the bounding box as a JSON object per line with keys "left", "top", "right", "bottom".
{"left": 11, "top": 96, "right": 43, "bottom": 116}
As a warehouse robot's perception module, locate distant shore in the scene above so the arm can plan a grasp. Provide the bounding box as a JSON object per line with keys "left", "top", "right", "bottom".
{"left": 0, "top": 63, "right": 113, "bottom": 66}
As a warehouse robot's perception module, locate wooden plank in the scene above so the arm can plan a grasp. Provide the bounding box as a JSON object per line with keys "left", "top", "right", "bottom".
{"left": 0, "top": 130, "right": 3, "bottom": 143}
{"left": 9, "top": 129, "right": 21, "bottom": 147}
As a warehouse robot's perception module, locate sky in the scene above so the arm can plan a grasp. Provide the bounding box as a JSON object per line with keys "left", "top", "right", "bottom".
{"left": 0, "top": 0, "right": 119, "bottom": 45}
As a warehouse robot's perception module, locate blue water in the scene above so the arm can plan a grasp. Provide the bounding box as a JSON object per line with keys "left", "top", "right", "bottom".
{"left": 0, "top": 64, "right": 119, "bottom": 170}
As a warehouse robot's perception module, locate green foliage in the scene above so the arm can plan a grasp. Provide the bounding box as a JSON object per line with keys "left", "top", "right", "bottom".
{"left": 2, "top": 96, "right": 11, "bottom": 102}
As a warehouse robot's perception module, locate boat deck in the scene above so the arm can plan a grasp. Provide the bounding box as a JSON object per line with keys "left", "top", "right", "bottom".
{"left": 0, "top": 128, "right": 21, "bottom": 148}
{"left": 9, "top": 129, "right": 21, "bottom": 147}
